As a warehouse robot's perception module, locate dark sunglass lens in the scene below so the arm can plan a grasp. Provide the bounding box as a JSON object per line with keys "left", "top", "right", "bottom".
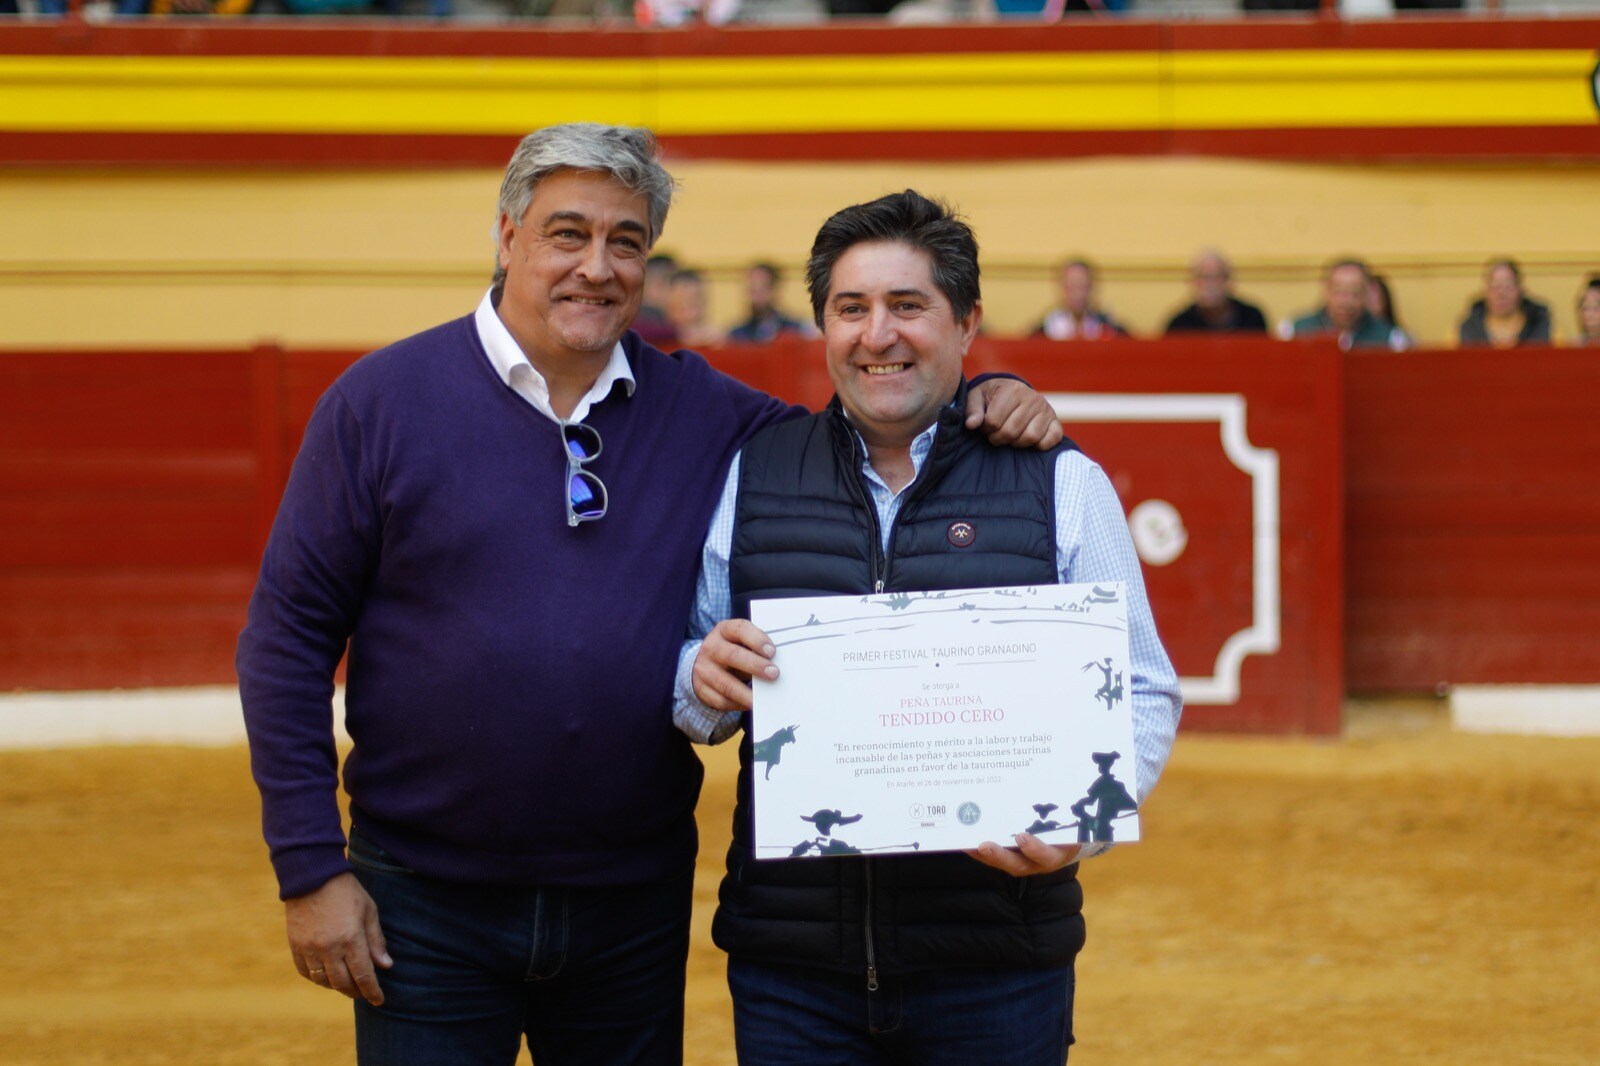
{"left": 563, "top": 424, "right": 601, "bottom": 462}
{"left": 569, "top": 471, "right": 606, "bottom": 518}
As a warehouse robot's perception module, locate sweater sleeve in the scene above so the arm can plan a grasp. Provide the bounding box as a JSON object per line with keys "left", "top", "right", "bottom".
{"left": 719, "top": 371, "right": 808, "bottom": 447}
{"left": 236, "top": 386, "right": 380, "bottom": 900}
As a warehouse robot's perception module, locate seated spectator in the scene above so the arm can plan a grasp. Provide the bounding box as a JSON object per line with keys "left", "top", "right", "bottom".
{"left": 666, "top": 268, "right": 725, "bottom": 349}
{"left": 1458, "top": 258, "right": 1553, "bottom": 348}
{"left": 1281, "top": 258, "right": 1409, "bottom": 351}
{"left": 630, "top": 252, "right": 679, "bottom": 349}
{"left": 1033, "top": 258, "right": 1129, "bottom": 341}
{"left": 1163, "top": 248, "right": 1268, "bottom": 335}
{"left": 1365, "top": 272, "right": 1415, "bottom": 350}
{"left": 1575, "top": 276, "right": 1600, "bottom": 348}
{"left": 727, "top": 262, "right": 811, "bottom": 344}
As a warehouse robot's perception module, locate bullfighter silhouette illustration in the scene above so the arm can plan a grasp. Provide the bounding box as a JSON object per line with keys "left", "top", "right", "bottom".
{"left": 800, "top": 809, "right": 863, "bottom": 836}
{"left": 1069, "top": 751, "right": 1138, "bottom": 843}
{"left": 1081, "top": 657, "right": 1125, "bottom": 710}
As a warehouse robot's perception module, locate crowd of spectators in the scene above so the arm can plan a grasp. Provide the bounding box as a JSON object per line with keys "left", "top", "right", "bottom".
{"left": 662, "top": 251, "right": 1599, "bottom": 351}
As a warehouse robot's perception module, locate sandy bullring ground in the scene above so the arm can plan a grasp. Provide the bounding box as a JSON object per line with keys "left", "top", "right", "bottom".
{"left": 1, "top": 700, "right": 1597, "bottom": 1065}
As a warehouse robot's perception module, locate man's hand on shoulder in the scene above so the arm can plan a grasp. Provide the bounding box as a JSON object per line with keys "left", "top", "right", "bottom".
{"left": 692, "top": 619, "right": 779, "bottom": 713}
{"left": 965, "top": 833, "right": 1082, "bottom": 877}
{"left": 966, "top": 379, "right": 1065, "bottom": 450}
{"left": 285, "top": 871, "right": 393, "bottom": 1006}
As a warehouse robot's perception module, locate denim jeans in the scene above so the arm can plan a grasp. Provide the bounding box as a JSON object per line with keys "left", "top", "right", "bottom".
{"left": 728, "top": 955, "right": 1074, "bottom": 1066}
{"left": 348, "top": 825, "right": 691, "bottom": 1066}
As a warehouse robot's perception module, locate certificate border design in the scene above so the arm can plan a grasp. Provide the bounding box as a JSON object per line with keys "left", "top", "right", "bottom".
{"left": 1045, "top": 392, "right": 1280, "bottom": 706}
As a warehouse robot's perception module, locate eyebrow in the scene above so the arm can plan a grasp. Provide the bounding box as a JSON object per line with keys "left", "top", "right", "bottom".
{"left": 832, "top": 287, "right": 933, "bottom": 303}
{"left": 540, "top": 210, "right": 650, "bottom": 237}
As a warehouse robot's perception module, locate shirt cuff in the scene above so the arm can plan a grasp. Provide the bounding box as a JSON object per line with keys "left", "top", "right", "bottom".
{"left": 1074, "top": 841, "right": 1114, "bottom": 863}
{"left": 672, "top": 639, "right": 744, "bottom": 745}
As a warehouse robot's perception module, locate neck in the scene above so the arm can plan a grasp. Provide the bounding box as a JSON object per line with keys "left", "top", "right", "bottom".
{"left": 863, "top": 440, "right": 916, "bottom": 494}
{"left": 523, "top": 342, "right": 611, "bottom": 422}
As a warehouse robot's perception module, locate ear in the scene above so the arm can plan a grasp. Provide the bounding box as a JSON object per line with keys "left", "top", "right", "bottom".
{"left": 496, "top": 211, "right": 518, "bottom": 272}
{"left": 959, "top": 300, "right": 984, "bottom": 356}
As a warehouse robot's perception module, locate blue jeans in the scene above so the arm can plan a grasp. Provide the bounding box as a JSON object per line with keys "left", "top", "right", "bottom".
{"left": 728, "top": 955, "right": 1074, "bottom": 1066}
{"left": 349, "top": 826, "right": 691, "bottom": 1066}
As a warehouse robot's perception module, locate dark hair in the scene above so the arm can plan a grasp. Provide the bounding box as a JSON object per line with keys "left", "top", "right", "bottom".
{"left": 805, "top": 190, "right": 980, "bottom": 328}
{"left": 670, "top": 268, "right": 703, "bottom": 287}
{"left": 1370, "top": 273, "right": 1402, "bottom": 329}
{"left": 1486, "top": 257, "right": 1523, "bottom": 284}
{"left": 750, "top": 261, "right": 781, "bottom": 284}
{"left": 1325, "top": 257, "right": 1371, "bottom": 282}
{"left": 1581, "top": 275, "right": 1600, "bottom": 310}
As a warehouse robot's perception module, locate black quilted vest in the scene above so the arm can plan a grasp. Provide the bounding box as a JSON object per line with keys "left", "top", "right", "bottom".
{"left": 713, "top": 384, "right": 1088, "bottom": 974}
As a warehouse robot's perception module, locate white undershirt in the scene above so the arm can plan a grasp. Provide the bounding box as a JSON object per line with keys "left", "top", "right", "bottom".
{"left": 473, "top": 289, "right": 636, "bottom": 424}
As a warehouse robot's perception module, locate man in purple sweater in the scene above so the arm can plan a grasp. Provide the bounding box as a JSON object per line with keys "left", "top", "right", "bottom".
{"left": 236, "top": 123, "right": 1062, "bottom": 1065}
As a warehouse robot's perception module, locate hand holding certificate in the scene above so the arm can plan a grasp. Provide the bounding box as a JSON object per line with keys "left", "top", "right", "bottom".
{"left": 747, "top": 583, "right": 1142, "bottom": 860}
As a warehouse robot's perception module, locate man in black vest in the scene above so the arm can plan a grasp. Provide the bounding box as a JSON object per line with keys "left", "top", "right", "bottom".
{"left": 674, "top": 190, "right": 1182, "bottom": 1064}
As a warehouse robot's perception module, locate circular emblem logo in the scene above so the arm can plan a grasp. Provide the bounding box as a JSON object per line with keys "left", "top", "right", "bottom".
{"left": 957, "top": 801, "right": 982, "bottom": 826}
{"left": 908, "top": 803, "right": 926, "bottom": 819}
{"left": 1129, "top": 498, "right": 1188, "bottom": 567}
{"left": 946, "top": 521, "right": 976, "bottom": 548}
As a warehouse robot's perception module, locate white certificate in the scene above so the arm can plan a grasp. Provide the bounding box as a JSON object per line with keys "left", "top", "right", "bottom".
{"left": 749, "top": 583, "right": 1139, "bottom": 859}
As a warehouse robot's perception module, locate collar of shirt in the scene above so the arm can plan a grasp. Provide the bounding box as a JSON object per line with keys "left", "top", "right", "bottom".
{"left": 852, "top": 419, "right": 939, "bottom": 501}
{"left": 473, "top": 288, "right": 636, "bottom": 425}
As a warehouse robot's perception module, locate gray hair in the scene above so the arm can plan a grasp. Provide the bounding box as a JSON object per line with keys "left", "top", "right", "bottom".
{"left": 492, "top": 123, "right": 676, "bottom": 288}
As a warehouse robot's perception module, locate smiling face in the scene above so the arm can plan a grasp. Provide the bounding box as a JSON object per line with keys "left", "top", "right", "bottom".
{"left": 495, "top": 168, "right": 650, "bottom": 374}
{"left": 823, "top": 240, "right": 980, "bottom": 451}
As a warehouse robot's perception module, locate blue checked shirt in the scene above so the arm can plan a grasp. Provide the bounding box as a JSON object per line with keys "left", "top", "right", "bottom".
{"left": 673, "top": 423, "right": 1184, "bottom": 854}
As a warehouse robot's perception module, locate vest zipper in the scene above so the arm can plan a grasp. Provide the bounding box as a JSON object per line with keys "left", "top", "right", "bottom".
{"left": 844, "top": 433, "right": 890, "bottom": 595}
{"left": 864, "top": 858, "right": 879, "bottom": 992}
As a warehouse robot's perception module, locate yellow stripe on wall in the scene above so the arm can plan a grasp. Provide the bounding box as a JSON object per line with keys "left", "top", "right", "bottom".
{"left": 0, "top": 49, "right": 1594, "bottom": 136}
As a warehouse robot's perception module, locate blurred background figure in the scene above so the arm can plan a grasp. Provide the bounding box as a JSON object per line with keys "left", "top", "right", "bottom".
{"left": 666, "top": 268, "right": 726, "bottom": 349}
{"left": 1163, "top": 248, "right": 1267, "bottom": 335}
{"left": 1458, "top": 258, "right": 1553, "bottom": 348}
{"left": 1282, "top": 258, "right": 1409, "bottom": 351}
{"left": 1034, "top": 257, "right": 1128, "bottom": 341}
{"left": 631, "top": 253, "right": 680, "bottom": 349}
{"left": 1575, "top": 276, "right": 1600, "bottom": 348}
{"left": 1365, "top": 272, "right": 1414, "bottom": 350}
{"left": 727, "top": 262, "right": 811, "bottom": 344}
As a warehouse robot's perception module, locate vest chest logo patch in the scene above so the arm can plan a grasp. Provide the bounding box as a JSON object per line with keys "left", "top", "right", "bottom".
{"left": 946, "top": 520, "right": 976, "bottom": 548}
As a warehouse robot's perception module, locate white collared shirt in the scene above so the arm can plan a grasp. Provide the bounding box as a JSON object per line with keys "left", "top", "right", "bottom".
{"left": 473, "top": 289, "right": 636, "bottom": 424}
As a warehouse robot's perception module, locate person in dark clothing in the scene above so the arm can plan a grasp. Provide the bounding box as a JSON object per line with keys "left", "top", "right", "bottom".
{"left": 236, "top": 126, "right": 1063, "bottom": 1066}
{"left": 1163, "top": 248, "right": 1268, "bottom": 335}
{"left": 727, "top": 261, "right": 810, "bottom": 344}
{"left": 1458, "top": 258, "right": 1555, "bottom": 348}
{"left": 679, "top": 190, "right": 1181, "bottom": 1065}
{"left": 629, "top": 251, "right": 680, "bottom": 348}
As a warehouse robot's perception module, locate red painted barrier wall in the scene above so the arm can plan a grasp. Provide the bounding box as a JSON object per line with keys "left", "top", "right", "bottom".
{"left": 5, "top": 340, "right": 1596, "bottom": 729}
{"left": 1344, "top": 347, "right": 1600, "bottom": 689}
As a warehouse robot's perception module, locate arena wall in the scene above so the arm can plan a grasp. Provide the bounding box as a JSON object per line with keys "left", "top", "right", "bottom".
{"left": 3, "top": 16, "right": 1597, "bottom": 736}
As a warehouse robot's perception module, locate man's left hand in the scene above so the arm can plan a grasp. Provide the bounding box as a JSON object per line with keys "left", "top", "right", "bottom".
{"left": 966, "top": 833, "right": 1081, "bottom": 876}
{"left": 966, "top": 379, "right": 1064, "bottom": 450}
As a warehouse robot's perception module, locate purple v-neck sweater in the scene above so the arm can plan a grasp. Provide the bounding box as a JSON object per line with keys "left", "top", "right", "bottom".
{"left": 238, "top": 316, "right": 796, "bottom": 899}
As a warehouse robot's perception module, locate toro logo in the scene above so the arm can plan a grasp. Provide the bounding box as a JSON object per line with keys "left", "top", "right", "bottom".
{"left": 946, "top": 520, "right": 976, "bottom": 548}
